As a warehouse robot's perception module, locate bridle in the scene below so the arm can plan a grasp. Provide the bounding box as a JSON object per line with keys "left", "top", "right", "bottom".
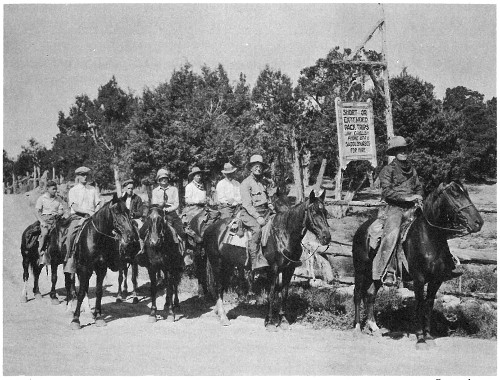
{"left": 90, "top": 206, "right": 128, "bottom": 241}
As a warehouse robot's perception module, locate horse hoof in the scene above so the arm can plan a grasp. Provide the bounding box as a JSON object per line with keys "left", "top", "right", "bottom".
{"left": 266, "top": 324, "right": 278, "bottom": 332}
{"left": 95, "top": 318, "right": 107, "bottom": 327}
{"left": 352, "top": 327, "right": 364, "bottom": 338}
{"left": 425, "top": 339, "right": 436, "bottom": 347}
{"left": 132, "top": 297, "right": 139, "bottom": 305}
{"left": 34, "top": 293, "right": 43, "bottom": 300}
{"left": 50, "top": 298, "right": 60, "bottom": 305}
{"left": 147, "top": 315, "right": 157, "bottom": 323}
{"left": 70, "top": 321, "right": 81, "bottom": 330}
{"left": 165, "top": 314, "right": 175, "bottom": 323}
{"left": 115, "top": 297, "right": 123, "bottom": 303}
{"left": 20, "top": 295, "right": 28, "bottom": 303}
{"left": 220, "top": 318, "right": 231, "bottom": 327}
{"left": 279, "top": 322, "right": 291, "bottom": 330}
{"left": 416, "top": 341, "right": 428, "bottom": 351}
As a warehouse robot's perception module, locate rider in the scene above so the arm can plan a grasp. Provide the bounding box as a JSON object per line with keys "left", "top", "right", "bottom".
{"left": 35, "top": 180, "right": 64, "bottom": 265}
{"left": 64, "top": 166, "right": 101, "bottom": 274}
{"left": 151, "top": 168, "right": 186, "bottom": 254}
{"left": 240, "top": 154, "right": 275, "bottom": 272}
{"left": 121, "top": 179, "right": 145, "bottom": 256}
{"left": 183, "top": 166, "right": 207, "bottom": 224}
{"left": 215, "top": 162, "right": 242, "bottom": 219}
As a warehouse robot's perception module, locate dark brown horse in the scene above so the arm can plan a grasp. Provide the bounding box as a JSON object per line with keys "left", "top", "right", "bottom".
{"left": 204, "top": 190, "right": 331, "bottom": 329}
{"left": 139, "top": 206, "right": 183, "bottom": 323}
{"left": 68, "top": 194, "right": 138, "bottom": 329}
{"left": 116, "top": 238, "right": 140, "bottom": 304}
{"left": 352, "top": 180, "right": 483, "bottom": 348}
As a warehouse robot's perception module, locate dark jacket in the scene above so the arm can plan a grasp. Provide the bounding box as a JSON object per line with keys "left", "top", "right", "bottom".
{"left": 379, "top": 159, "right": 423, "bottom": 208}
{"left": 121, "top": 193, "right": 144, "bottom": 219}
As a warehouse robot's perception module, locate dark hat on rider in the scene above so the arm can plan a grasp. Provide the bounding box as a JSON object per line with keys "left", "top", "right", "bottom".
{"left": 386, "top": 136, "right": 412, "bottom": 156}
{"left": 246, "top": 154, "right": 268, "bottom": 170}
{"left": 75, "top": 166, "right": 91, "bottom": 175}
{"left": 188, "top": 166, "right": 205, "bottom": 180}
{"left": 122, "top": 179, "right": 134, "bottom": 187}
{"left": 221, "top": 162, "right": 237, "bottom": 174}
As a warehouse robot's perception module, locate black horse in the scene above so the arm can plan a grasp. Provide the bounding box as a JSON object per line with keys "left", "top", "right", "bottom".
{"left": 68, "top": 194, "right": 138, "bottom": 329}
{"left": 204, "top": 190, "right": 331, "bottom": 329}
{"left": 139, "top": 206, "right": 183, "bottom": 323}
{"left": 20, "top": 217, "right": 80, "bottom": 307}
{"left": 352, "top": 180, "right": 483, "bottom": 348}
{"left": 116, "top": 239, "right": 140, "bottom": 304}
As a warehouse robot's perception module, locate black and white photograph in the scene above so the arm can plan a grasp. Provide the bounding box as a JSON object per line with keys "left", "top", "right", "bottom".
{"left": 3, "top": 2, "right": 497, "bottom": 376}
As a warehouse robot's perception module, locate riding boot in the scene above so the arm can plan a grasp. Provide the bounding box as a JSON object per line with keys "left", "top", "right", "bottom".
{"left": 249, "top": 248, "right": 269, "bottom": 271}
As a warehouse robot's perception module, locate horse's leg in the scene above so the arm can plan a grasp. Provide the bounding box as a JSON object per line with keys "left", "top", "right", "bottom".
{"left": 64, "top": 272, "right": 74, "bottom": 313}
{"left": 265, "top": 265, "right": 279, "bottom": 331}
{"left": 278, "top": 267, "right": 294, "bottom": 330}
{"left": 131, "top": 263, "right": 139, "bottom": 304}
{"left": 116, "top": 268, "right": 124, "bottom": 303}
{"left": 49, "top": 263, "right": 60, "bottom": 305}
{"left": 147, "top": 266, "right": 158, "bottom": 323}
{"left": 163, "top": 269, "right": 175, "bottom": 322}
{"left": 194, "top": 245, "right": 207, "bottom": 297}
{"left": 414, "top": 280, "right": 428, "bottom": 350}
{"left": 123, "top": 265, "right": 129, "bottom": 297}
{"left": 94, "top": 266, "right": 107, "bottom": 327}
{"left": 214, "top": 262, "right": 230, "bottom": 326}
{"left": 32, "top": 261, "right": 43, "bottom": 300}
{"left": 422, "top": 279, "right": 442, "bottom": 347}
{"left": 20, "top": 251, "right": 30, "bottom": 303}
{"left": 70, "top": 270, "right": 90, "bottom": 330}
{"left": 353, "top": 269, "right": 365, "bottom": 334}
{"left": 365, "top": 281, "right": 382, "bottom": 335}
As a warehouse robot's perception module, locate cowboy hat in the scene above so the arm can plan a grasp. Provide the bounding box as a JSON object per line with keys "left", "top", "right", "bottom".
{"left": 221, "top": 162, "right": 237, "bottom": 174}
{"left": 246, "top": 154, "right": 268, "bottom": 170}
{"left": 156, "top": 168, "right": 171, "bottom": 180}
{"left": 188, "top": 166, "right": 206, "bottom": 179}
{"left": 386, "top": 136, "right": 412, "bottom": 156}
{"left": 75, "top": 166, "right": 91, "bottom": 175}
{"left": 122, "top": 179, "right": 134, "bottom": 187}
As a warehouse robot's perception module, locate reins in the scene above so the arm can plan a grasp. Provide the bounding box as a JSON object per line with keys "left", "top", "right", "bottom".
{"left": 91, "top": 219, "right": 121, "bottom": 240}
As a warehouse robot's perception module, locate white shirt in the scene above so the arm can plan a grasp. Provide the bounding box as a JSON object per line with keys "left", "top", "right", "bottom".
{"left": 151, "top": 185, "right": 179, "bottom": 212}
{"left": 68, "top": 183, "right": 101, "bottom": 215}
{"left": 185, "top": 181, "right": 206, "bottom": 204}
{"left": 215, "top": 178, "right": 242, "bottom": 205}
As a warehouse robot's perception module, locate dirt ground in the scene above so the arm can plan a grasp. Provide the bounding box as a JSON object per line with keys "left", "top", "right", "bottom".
{"left": 2, "top": 191, "right": 497, "bottom": 376}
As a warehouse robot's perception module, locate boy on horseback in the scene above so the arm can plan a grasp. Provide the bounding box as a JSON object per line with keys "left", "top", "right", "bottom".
{"left": 63, "top": 166, "right": 101, "bottom": 274}
{"left": 216, "top": 162, "right": 242, "bottom": 219}
{"left": 35, "top": 180, "right": 64, "bottom": 265}
{"left": 121, "top": 179, "right": 145, "bottom": 255}
{"left": 240, "top": 154, "right": 275, "bottom": 272}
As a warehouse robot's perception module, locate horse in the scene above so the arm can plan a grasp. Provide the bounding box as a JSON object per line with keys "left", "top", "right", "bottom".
{"left": 352, "top": 180, "right": 483, "bottom": 348}
{"left": 116, "top": 239, "right": 140, "bottom": 304}
{"left": 139, "top": 206, "right": 183, "bottom": 323}
{"left": 68, "top": 193, "right": 138, "bottom": 329}
{"left": 20, "top": 216, "right": 79, "bottom": 307}
{"left": 204, "top": 189, "right": 331, "bottom": 329}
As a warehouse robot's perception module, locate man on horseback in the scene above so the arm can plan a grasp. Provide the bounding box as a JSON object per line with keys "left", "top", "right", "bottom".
{"left": 216, "top": 162, "right": 242, "bottom": 219}
{"left": 35, "top": 180, "right": 64, "bottom": 265}
{"left": 240, "top": 154, "right": 275, "bottom": 272}
{"left": 151, "top": 168, "right": 186, "bottom": 256}
{"left": 121, "top": 179, "right": 146, "bottom": 254}
{"left": 64, "top": 166, "right": 101, "bottom": 273}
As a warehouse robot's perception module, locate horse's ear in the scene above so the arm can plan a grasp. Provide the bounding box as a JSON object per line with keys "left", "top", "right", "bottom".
{"left": 309, "top": 189, "right": 316, "bottom": 202}
{"left": 318, "top": 188, "right": 326, "bottom": 201}
{"left": 111, "top": 192, "right": 119, "bottom": 204}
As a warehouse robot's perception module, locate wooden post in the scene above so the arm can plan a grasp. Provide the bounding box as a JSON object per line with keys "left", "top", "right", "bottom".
{"left": 292, "top": 128, "right": 305, "bottom": 203}
{"left": 52, "top": 167, "right": 56, "bottom": 181}
{"left": 380, "top": 6, "right": 394, "bottom": 140}
{"left": 314, "top": 158, "right": 327, "bottom": 191}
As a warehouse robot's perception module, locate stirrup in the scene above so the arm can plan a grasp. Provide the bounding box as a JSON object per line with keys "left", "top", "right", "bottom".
{"left": 383, "top": 272, "right": 396, "bottom": 287}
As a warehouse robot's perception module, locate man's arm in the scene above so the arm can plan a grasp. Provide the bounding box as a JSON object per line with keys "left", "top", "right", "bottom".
{"left": 34, "top": 196, "right": 46, "bottom": 225}
{"left": 241, "top": 180, "right": 260, "bottom": 219}
{"left": 380, "top": 166, "right": 407, "bottom": 203}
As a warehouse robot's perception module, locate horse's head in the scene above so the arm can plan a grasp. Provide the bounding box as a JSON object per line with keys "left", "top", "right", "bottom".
{"left": 304, "top": 189, "right": 331, "bottom": 245}
{"left": 147, "top": 206, "right": 165, "bottom": 247}
{"left": 425, "top": 181, "right": 483, "bottom": 234}
{"left": 109, "top": 193, "right": 139, "bottom": 245}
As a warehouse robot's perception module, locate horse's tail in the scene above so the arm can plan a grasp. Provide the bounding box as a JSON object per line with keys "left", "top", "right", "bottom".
{"left": 352, "top": 218, "right": 375, "bottom": 292}
{"left": 205, "top": 257, "right": 216, "bottom": 300}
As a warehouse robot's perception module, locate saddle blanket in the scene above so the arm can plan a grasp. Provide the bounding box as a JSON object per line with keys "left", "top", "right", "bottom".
{"left": 222, "top": 214, "right": 276, "bottom": 248}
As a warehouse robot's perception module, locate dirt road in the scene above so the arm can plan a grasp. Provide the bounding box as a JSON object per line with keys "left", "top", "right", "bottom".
{"left": 3, "top": 194, "right": 496, "bottom": 376}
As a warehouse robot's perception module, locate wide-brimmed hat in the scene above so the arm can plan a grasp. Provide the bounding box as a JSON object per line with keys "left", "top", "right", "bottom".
{"left": 156, "top": 168, "right": 171, "bottom": 180}
{"left": 221, "top": 162, "right": 237, "bottom": 174}
{"left": 188, "top": 166, "right": 206, "bottom": 179}
{"left": 75, "top": 166, "right": 91, "bottom": 175}
{"left": 246, "top": 154, "right": 268, "bottom": 170}
{"left": 386, "top": 136, "right": 411, "bottom": 156}
{"left": 122, "top": 179, "right": 134, "bottom": 187}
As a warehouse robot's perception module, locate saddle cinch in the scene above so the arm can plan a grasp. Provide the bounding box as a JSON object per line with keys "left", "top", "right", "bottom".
{"left": 367, "top": 206, "right": 421, "bottom": 277}
{"left": 222, "top": 211, "right": 275, "bottom": 250}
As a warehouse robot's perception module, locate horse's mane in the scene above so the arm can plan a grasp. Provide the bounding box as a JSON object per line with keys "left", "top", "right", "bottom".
{"left": 272, "top": 199, "right": 308, "bottom": 232}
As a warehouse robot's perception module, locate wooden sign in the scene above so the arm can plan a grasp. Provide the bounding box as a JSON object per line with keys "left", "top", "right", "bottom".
{"left": 335, "top": 98, "right": 377, "bottom": 169}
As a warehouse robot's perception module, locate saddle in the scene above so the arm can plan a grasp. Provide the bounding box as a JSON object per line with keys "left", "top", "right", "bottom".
{"left": 24, "top": 221, "right": 41, "bottom": 249}
{"left": 368, "top": 206, "right": 421, "bottom": 276}
{"left": 222, "top": 214, "right": 276, "bottom": 249}
{"left": 185, "top": 207, "right": 221, "bottom": 244}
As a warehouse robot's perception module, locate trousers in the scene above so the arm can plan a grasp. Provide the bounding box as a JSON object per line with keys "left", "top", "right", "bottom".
{"left": 239, "top": 207, "right": 269, "bottom": 255}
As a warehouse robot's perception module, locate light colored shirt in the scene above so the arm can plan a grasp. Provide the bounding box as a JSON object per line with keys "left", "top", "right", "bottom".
{"left": 35, "top": 193, "right": 64, "bottom": 215}
{"left": 240, "top": 174, "right": 269, "bottom": 219}
{"left": 68, "top": 183, "right": 101, "bottom": 215}
{"left": 215, "top": 178, "right": 242, "bottom": 205}
{"left": 125, "top": 197, "right": 132, "bottom": 210}
{"left": 151, "top": 185, "right": 179, "bottom": 213}
{"left": 185, "top": 181, "right": 207, "bottom": 205}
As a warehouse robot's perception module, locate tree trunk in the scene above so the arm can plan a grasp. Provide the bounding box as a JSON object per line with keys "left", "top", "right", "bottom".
{"left": 331, "top": 166, "right": 343, "bottom": 218}
{"left": 367, "top": 169, "right": 374, "bottom": 189}
{"left": 113, "top": 165, "right": 121, "bottom": 197}
{"left": 301, "top": 148, "right": 311, "bottom": 190}
{"left": 52, "top": 167, "right": 56, "bottom": 182}
{"left": 291, "top": 129, "right": 304, "bottom": 203}
{"left": 314, "top": 158, "right": 327, "bottom": 191}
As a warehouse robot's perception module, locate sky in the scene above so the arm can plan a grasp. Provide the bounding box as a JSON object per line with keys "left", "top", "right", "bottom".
{"left": 3, "top": 2, "right": 497, "bottom": 157}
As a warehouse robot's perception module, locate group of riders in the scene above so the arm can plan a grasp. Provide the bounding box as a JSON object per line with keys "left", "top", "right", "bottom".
{"left": 34, "top": 136, "right": 462, "bottom": 287}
